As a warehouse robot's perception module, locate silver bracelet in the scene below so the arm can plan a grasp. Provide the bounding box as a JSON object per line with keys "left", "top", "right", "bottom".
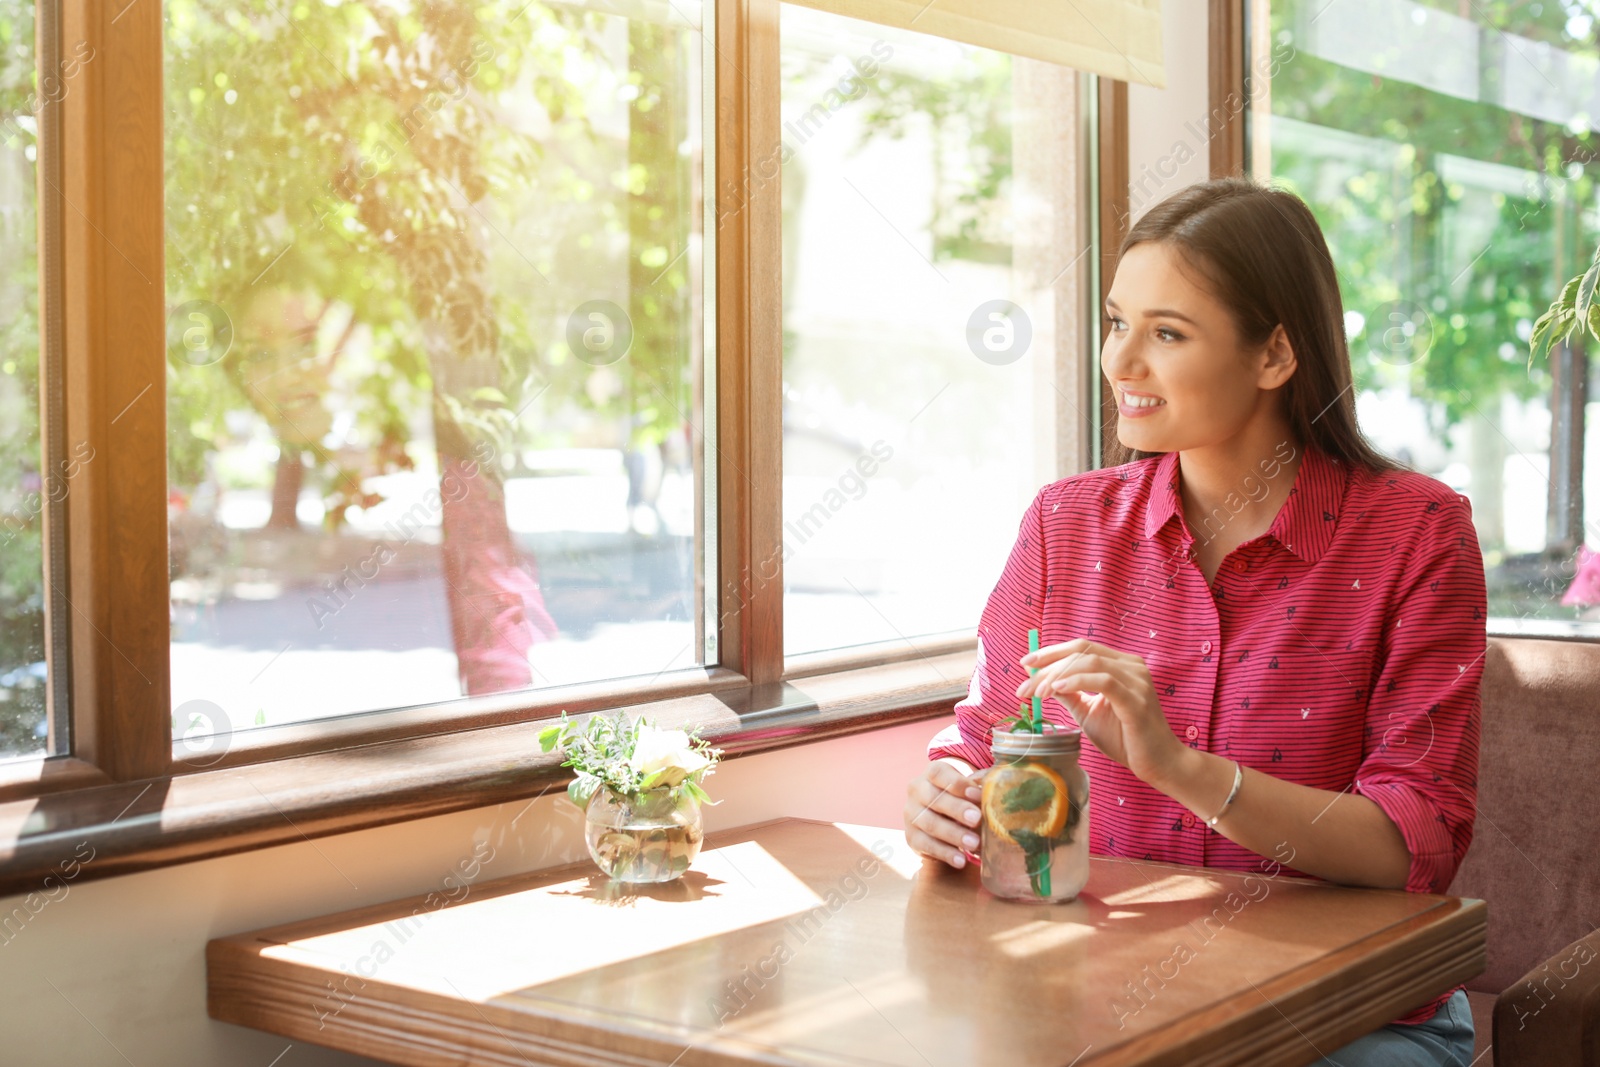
{"left": 1207, "top": 760, "right": 1244, "bottom": 827}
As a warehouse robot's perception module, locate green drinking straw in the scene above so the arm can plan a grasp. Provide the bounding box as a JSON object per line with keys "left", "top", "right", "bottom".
{"left": 1027, "top": 628, "right": 1042, "bottom": 732}
{"left": 1024, "top": 630, "right": 1053, "bottom": 896}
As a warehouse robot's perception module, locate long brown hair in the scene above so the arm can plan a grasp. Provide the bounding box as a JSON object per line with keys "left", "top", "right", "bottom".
{"left": 1101, "top": 178, "right": 1408, "bottom": 476}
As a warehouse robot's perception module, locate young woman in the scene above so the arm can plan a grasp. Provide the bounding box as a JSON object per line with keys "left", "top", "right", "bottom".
{"left": 904, "top": 178, "right": 1485, "bottom": 1066}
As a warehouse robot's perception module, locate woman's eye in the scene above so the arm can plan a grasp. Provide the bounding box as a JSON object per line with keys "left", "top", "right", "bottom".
{"left": 1105, "top": 315, "right": 1127, "bottom": 332}
{"left": 1155, "top": 326, "right": 1185, "bottom": 342}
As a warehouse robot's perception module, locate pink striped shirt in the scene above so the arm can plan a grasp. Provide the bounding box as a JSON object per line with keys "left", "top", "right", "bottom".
{"left": 928, "top": 442, "right": 1486, "bottom": 1027}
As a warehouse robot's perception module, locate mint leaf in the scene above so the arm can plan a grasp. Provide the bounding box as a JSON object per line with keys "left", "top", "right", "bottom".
{"left": 1003, "top": 775, "right": 1055, "bottom": 813}
{"left": 1010, "top": 828, "right": 1048, "bottom": 852}
{"left": 1011, "top": 829, "right": 1055, "bottom": 897}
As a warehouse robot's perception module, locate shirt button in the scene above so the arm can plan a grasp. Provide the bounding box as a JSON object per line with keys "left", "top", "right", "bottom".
{"left": 1232, "top": 559, "right": 1248, "bottom": 573}
{"left": 1184, "top": 724, "right": 1199, "bottom": 741}
{"left": 1201, "top": 640, "right": 1212, "bottom": 654}
{"left": 1181, "top": 813, "right": 1196, "bottom": 829}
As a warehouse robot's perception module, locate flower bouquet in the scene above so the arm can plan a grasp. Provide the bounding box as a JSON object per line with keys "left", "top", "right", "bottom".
{"left": 539, "top": 711, "right": 723, "bottom": 884}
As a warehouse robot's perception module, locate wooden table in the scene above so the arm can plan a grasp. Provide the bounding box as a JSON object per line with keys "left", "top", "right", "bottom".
{"left": 208, "top": 818, "right": 1485, "bottom": 1067}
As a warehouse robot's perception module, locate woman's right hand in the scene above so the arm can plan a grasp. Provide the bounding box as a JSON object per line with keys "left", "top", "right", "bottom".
{"left": 904, "top": 759, "right": 987, "bottom": 868}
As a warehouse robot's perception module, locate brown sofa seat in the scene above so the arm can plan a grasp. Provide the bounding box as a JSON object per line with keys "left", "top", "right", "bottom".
{"left": 1445, "top": 637, "right": 1600, "bottom": 1067}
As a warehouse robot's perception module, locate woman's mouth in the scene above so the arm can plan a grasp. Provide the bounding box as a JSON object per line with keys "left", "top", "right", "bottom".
{"left": 1118, "top": 390, "right": 1166, "bottom": 419}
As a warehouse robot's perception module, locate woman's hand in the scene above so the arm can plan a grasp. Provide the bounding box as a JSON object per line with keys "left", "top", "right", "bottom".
{"left": 1015, "top": 638, "right": 1187, "bottom": 788}
{"left": 904, "top": 759, "right": 988, "bottom": 869}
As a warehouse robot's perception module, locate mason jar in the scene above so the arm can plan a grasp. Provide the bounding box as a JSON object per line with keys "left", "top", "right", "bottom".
{"left": 980, "top": 724, "right": 1091, "bottom": 903}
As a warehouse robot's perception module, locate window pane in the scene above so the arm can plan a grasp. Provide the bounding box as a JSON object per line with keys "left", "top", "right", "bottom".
{"left": 1255, "top": 0, "right": 1600, "bottom": 637}
{"left": 166, "top": 0, "right": 709, "bottom": 743}
{"left": 779, "top": 5, "right": 1079, "bottom": 656}
{"left": 0, "top": 2, "right": 57, "bottom": 761}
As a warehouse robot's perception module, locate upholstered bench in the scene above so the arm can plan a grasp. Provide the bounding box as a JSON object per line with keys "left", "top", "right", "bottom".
{"left": 1448, "top": 637, "right": 1600, "bottom": 1066}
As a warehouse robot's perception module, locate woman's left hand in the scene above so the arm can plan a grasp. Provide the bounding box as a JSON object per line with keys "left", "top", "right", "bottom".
{"left": 1015, "top": 639, "right": 1187, "bottom": 788}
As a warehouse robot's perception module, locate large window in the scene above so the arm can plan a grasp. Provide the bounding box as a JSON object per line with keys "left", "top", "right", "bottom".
{"left": 779, "top": 4, "right": 1084, "bottom": 655}
{"left": 1250, "top": 0, "right": 1600, "bottom": 636}
{"left": 164, "top": 0, "right": 710, "bottom": 740}
{"left": 0, "top": 1, "right": 60, "bottom": 761}
{"left": 0, "top": 0, "right": 1101, "bottom": 802}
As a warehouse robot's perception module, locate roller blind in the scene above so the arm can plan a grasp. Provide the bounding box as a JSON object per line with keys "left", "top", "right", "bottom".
{"left": 781, "top": 0, "right": 1166, "bottom": 87}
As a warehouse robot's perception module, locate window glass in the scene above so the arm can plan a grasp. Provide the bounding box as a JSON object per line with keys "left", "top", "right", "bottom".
{"left": 166, "top": 0, "right": 709, "bottom": 744}
{"left": 779, "top": 5, "right": 1079, "bottom": 656}
{"left": 0, "top": 2, "right": 58, "bottom": 761}
{"left": 1255, "top": 0, "right": 1600, "bottom": 636}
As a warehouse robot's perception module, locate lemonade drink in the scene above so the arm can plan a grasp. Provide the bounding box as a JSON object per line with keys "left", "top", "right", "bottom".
{"left": 980, "top": 724, "right": 1090, "bottom": 903}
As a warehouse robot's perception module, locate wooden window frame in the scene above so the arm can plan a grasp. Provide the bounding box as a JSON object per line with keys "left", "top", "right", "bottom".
{"left": 0, "top": 0, "right": 1109, "bottom": 893}
{"left": 1209, "top": 0, "right": 1248, "bottom": 181}
{"left": 1095, "top": 73, "right": 1129, "bottom": 466}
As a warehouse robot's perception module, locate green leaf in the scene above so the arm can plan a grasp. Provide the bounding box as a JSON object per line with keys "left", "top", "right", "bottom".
{"left": 1558, "top": 308, "right": 1578, "bottom": 347}
{"left": 1560, "top": 275, "right": 1584, "bottom": 306}
{"left": 567, "top": 774, "right": 598, "bottom": 810}
{"left": 1576, "top": 244, "right": 1600, "bottom": 320}
{"left": 538, "top": 725, "right": 562, "bottom": 752}
{"left": 998, "top": 706, "right": 1043, "bottom": 734}
{"left": 1528, "top": 305, "right": 1580, "bottom": 369}
{"left": 1528, "top": 307, "right": 1555, "bottom": 364}
{"left": 1010, "top": 828, "right": 1048, "bottom": 853}
{"left": 640, "top": 767, "right": 675, "bottom": 791}
{"left": 1002, "top": 775, "right": 1055, "bottom": 814}
{"left": 684, "top": 778, "right": 721, "bottom": 805}
{"left": 1010, "top": 828, "right": 1055, "bottom": 897}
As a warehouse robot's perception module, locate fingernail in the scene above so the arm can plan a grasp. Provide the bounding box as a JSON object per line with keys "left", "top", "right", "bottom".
{"left": 963, "top": 807, "right": 980, "bottom": 825}
{"left": 966, "top": 786, "right": 981, "bottom": 800}
{"left": 962, "top": 833, "right": 979, "bottom": 849}
{"left": 951, "top": 853, "right": 966, "bottom": 869}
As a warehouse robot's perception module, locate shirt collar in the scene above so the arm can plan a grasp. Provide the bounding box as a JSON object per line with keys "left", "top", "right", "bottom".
{"left": 1141, "top": 450, "right": 1185, "bottom": 541}
{"left": 1142, "top": 443, "right": 1346, "bottom": 564}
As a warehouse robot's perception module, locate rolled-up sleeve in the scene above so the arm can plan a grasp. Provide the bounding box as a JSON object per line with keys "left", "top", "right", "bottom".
{"left": 1353, "top": 492, "right": 1486, "bottom": 894}
{"left": 928, "top": 488, "right": 1049, "bottom": 770}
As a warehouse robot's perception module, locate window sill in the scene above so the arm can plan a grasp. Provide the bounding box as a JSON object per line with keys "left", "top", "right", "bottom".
{"left": 0, "top": 648, "right": 972, "bottom": 898}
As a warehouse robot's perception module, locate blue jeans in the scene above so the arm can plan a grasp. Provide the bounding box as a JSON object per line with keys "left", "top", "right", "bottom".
{"left": 1312, "top": 989, "right": 1475, "bottom": 1067}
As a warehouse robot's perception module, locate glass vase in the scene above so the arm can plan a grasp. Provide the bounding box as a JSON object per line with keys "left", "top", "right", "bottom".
{"left": 980, "top": 723, "right": 1091, "bottom": 903}
{"left": 584, "top": 785, "right": 704, "bottom": 883}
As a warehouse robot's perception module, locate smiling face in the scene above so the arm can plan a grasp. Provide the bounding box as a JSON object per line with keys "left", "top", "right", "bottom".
{"left": 1101, "top": 241, "right": 1297, "bottom": 454}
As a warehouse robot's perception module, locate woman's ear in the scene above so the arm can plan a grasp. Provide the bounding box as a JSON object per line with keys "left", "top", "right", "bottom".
{"left": 1259, "top": 323, "right": 1297, "bottom": 389}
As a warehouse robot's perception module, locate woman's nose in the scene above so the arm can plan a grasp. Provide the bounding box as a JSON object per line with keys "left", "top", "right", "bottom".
{"left": 1101, "top": 331, "right": 1143, "bottom": 381}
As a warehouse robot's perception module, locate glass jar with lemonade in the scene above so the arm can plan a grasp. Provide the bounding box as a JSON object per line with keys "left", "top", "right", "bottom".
{"left": 980, "top": 723, "right": 1090, "bottom": 903}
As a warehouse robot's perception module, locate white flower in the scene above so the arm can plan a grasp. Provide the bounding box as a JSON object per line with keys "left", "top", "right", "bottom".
{"left": 628, "top": 724, "right": 712, "bottom": 788}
